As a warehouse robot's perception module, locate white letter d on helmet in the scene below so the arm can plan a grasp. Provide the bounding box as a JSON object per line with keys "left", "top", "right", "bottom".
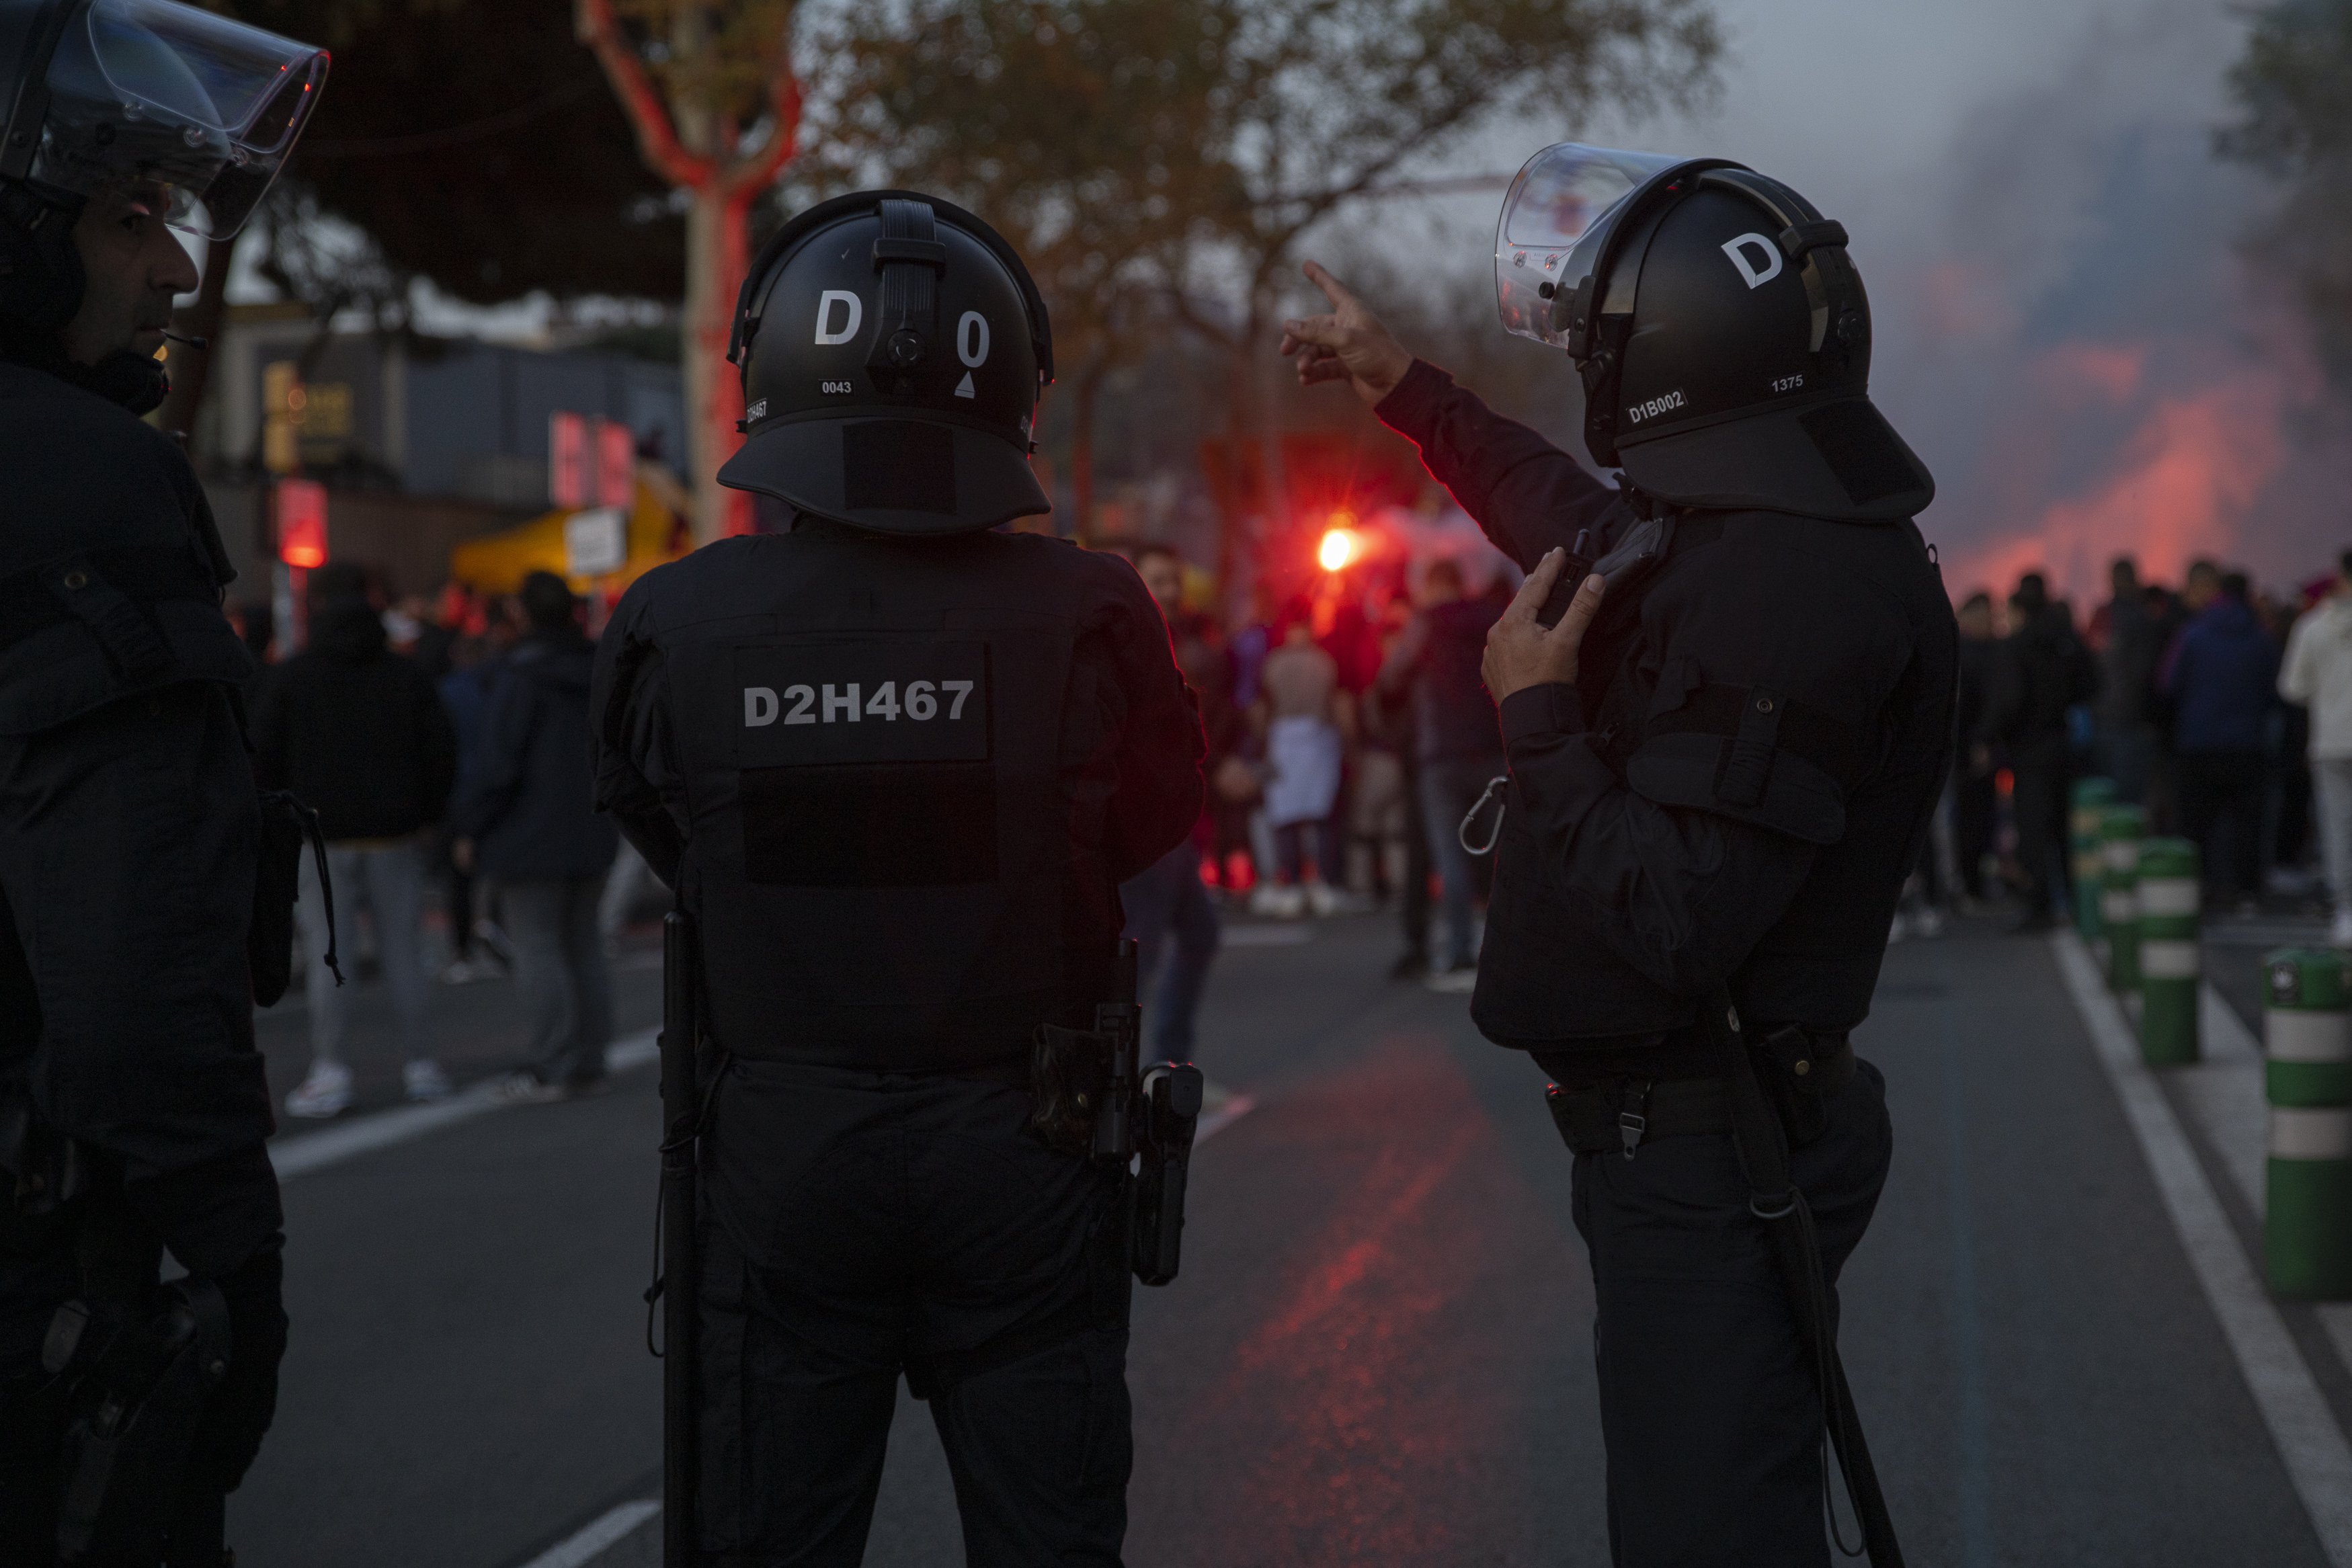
{"left": 1721, "top": 233, "right": 1784, "bottom": 290}
{"left": 814, "top": 290, "right": 863, "bottom": 345}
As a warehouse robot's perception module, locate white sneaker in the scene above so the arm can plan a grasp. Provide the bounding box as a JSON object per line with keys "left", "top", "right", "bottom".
{"left": 1274, "top": 883, "right": 1309, "bottom": 919}
{"left": 284, "top": 1061, "right": 353, "bottom": 1120}
{"left": 489, "top": 1071, "right": 569, "bottom": 1106}
{"left": 1304, "top": 880, "right": 1338, "bottom": 917}
{"left": 1425, "top": 963, "right": 1477, "bottom": 995}
{"left": 403, "top": 1059, "right": 454, "bottom": 1103}
{"left": 2330, "top": 910, "right": 2352, "bottom": 948}
{"left": 1247, "top": 884, "right": 1285, "bottom": 917}
{"left": 1914, "top": 907, "right": 1945, "bottom": 939}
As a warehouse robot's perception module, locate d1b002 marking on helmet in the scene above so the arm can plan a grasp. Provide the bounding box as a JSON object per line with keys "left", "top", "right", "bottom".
{"left": 1625, "top": 389, "right": 1687, "bottom": 425}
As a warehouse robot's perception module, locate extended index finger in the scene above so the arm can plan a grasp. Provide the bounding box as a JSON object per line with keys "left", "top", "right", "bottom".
{"left": 1301, "top": 259, "right": 1361, "bottom": 315}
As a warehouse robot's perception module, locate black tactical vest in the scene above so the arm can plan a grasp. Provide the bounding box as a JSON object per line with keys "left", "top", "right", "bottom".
{"left": 0, "top": 362, "right": 251, "bottom": 737}
{"left": 1472, "top": 507, "right": 1957, "bottom": 1048}
{"left": 608, "top": 524, "right": 1149, "bottom": 1072}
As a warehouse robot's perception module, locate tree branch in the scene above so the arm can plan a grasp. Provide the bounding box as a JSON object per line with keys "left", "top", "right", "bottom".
{"left": 575, "top": 0, "right": 713, "bottom": 188}
{"left": 721, "top": 58, "right": 803, "bottom": 196}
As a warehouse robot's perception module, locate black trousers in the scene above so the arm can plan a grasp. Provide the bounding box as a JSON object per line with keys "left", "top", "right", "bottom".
{"left": 2008, "top": 740, "right": 2072, "bottom": 915}
{"left": 696, "top": 1059, "right": 1131, "bottom": 1567}
{"left": 1555, "top": 1058, "right": 1893, "bottom": 1568}
{"left": 0, "top": 1214, "right": 79, "bottom": 1567}
{"left": 2177, "top": 749, "right": 2267, "bottom": 899}
{"left": 1953, "top": 769, "right": 1996, "bottom": 899}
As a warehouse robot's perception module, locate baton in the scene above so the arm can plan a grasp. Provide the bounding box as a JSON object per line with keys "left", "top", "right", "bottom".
{"left": 659, "top": 911, "right": 700, "bottom": 1568}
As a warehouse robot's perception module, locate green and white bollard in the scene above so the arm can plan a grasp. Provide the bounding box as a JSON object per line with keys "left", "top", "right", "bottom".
{"left": 2101, "top": 804, "right": 2148, "bottom": 991}
{"left": 2137, "top": 837, "right": 2201, "bottom": 1066}
{"left": 2263, "top": 949, "right": 2352, "bottom": 1298}
{"left": 2070, "top": 778, "right": 2118, "bottom": 938}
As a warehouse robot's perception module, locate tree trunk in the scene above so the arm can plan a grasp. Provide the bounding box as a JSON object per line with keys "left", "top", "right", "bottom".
{"left": 685, "top": 183, "right": 754, "bottom": 544}
{"left": 1069, "top": 354, "right": 1110, "bottom": 544}
{"left": 156, "top": 233, "right": 237, "bottom": 444}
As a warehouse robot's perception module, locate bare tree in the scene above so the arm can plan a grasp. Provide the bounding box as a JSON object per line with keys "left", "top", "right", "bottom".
{"left": 817, "top": 0, "right": 1716, "bottom": 584}
{"left": 577, "top": 0, "right": 801, "bottom": 542}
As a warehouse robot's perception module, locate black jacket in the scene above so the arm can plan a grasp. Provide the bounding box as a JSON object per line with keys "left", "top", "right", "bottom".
{"left": 1982, "top": 606, "right": 2097, "bottom": 751}
{"left": 454, "top": 630, "right": 618, "bottom": 880}
{"left": 1377, "top": 360, "right": 1956, "bottom": 1070}
{"left": 252, "top": 597, "right": 457, "bottom": 841}
{"left": 0, "top": 359, "right": 278, "bottom": 1276}
{"left": 593, "top": 520, "right": 1204, "bottom": 1071}
{"left": 1374, "top": 596, "right": 1505, "bottom": 762}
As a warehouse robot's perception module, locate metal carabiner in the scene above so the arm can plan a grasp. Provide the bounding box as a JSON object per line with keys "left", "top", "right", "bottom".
{"left": 1458, "top": 774, "right": 1511, "bottom": 856}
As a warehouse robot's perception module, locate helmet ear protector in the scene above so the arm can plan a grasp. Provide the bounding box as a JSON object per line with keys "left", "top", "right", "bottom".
{"left": 728, "top": 188, "right": 1055, "bottom": 393}
{"left": 1553, "top": 161, "right": 1865, "bottom": 467}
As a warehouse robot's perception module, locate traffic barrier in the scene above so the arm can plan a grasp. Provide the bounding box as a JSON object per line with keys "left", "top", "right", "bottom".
{"left": 2137, "top": 837, "right": 2201, "bottom": 1065}
{"left": 2070, "top": 778, "right": 2117, "bottom": 937}
{"left": 2101, "top": 803, "right": 2148, "bottom": 991}
{"left": 2263, "top": 949, "right": 2352, "bottom": 1298}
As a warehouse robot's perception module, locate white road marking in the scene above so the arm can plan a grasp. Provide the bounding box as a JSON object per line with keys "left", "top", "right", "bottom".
{"left": 1223, "top": 925, "right": 1314, "bottom": 946}
{"left": 517, "top": 1499, "right": 659, "bottom": 1568}
{"left": 269, "top": 1028, "right": 660, "bottom": 1184}
{"left": 2054, "top": 931, "right": 2352, "bottom": 1564}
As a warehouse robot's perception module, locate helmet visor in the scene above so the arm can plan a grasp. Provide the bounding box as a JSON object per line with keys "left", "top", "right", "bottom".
{"left": 35, "top": 0, "right": 327, "bottom": 238}
{"left": 1494, "top": 143, "right": 1682, "bottom": 349}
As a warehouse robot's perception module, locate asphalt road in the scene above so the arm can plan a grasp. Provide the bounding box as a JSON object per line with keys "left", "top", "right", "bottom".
{"left": 226, "top": 912, "right": 2347, "bottom": 1566}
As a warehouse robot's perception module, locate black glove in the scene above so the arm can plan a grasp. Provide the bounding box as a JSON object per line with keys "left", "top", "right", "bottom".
{"left": 186, "top": 1239, "right": 286, "bottom": 1493}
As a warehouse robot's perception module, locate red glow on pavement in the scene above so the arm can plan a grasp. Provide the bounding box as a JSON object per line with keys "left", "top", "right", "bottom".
{"left": 1143, "top": 1034, "right": 1581, "bottom": 1563}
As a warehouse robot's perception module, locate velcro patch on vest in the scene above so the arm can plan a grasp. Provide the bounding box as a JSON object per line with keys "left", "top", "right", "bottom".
{"left": 733, "top": 641, "right": 990, "bottom": 767}
{"left": 741, "top": 761, "right": 998, "bottom": 886}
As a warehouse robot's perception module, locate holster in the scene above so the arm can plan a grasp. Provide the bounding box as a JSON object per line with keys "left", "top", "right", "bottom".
{"left": 1028, "top": 940, "right": 1205, "bottom": 1287}
{"left": 38, "top": 1192, "right": 233, "bottom": 1568}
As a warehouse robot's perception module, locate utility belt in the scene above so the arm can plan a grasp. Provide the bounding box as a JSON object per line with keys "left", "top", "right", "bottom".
{"left": 1, "top": 1085, "right": 235, "bottom": 1567}
{"left": 1544, "top": 1026, "right": 1854, "bottom": 1160}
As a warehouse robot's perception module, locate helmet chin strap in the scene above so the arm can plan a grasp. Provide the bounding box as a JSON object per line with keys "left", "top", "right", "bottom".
{"left": 69, "top": 346, "right": 169, "bottom": 413}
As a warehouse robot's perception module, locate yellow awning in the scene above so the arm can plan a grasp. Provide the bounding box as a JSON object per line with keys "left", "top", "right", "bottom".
{"left": 448, "top": 474, "right": 684, "bottom": 598}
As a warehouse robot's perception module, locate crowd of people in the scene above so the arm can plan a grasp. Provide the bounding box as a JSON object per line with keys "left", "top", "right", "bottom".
{"left": 1949, "top": 550, "right": 2352, "bottom": 942}
{"left": 1127, "top": 538, "right": 1510, "bottom": 996}
{"left": 237, "top": 567, "right": 626, "bottom": 1117}
{"left": 244, "top": 532, "right": 2352, "bottom": 1119}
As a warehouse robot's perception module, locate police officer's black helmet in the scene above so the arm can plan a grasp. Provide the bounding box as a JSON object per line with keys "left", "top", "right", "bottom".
{"left": 1497, "top": 145, "right": 1933, "bottom": 522}
{"left": 0, "top": 0, "right": 328, "bottom": 333}
{"left": 723, "top": 191, "right": 1053, "bottom": 536}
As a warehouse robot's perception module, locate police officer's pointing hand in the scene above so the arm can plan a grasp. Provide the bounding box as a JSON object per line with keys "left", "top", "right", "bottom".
{"left": 1280, "top": 260, "right": 1412, "bottom": 405}
{"left": 1483, "top": 550, "right": 1607, "bottom": 702}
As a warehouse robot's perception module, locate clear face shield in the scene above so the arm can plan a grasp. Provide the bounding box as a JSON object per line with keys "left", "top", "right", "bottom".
{"left": 1494, "top": 143, "right": 1685, "bottom": 354}
{"left": 29, "top": 0, "right": 329, "bottom": 239}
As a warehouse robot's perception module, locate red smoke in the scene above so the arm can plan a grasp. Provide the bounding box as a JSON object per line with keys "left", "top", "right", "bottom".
{"left": 1945, "top": 345, "right": 2291, "bottom": 604}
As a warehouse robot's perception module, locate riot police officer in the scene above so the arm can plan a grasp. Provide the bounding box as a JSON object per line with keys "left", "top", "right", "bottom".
{"left": 0, "top": 1, "right": 331, "bottom": 1561}
{"left": 591, "top": 192, "right": 1205, "bottom": 1565}
{"left": 1283, "top": 147, "right": 1955, "bottom": 1566}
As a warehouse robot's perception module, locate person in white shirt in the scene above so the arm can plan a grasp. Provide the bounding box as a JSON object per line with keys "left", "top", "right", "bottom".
{"left": 2279, "top": 551, "right": 2352, "bottom": 945}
